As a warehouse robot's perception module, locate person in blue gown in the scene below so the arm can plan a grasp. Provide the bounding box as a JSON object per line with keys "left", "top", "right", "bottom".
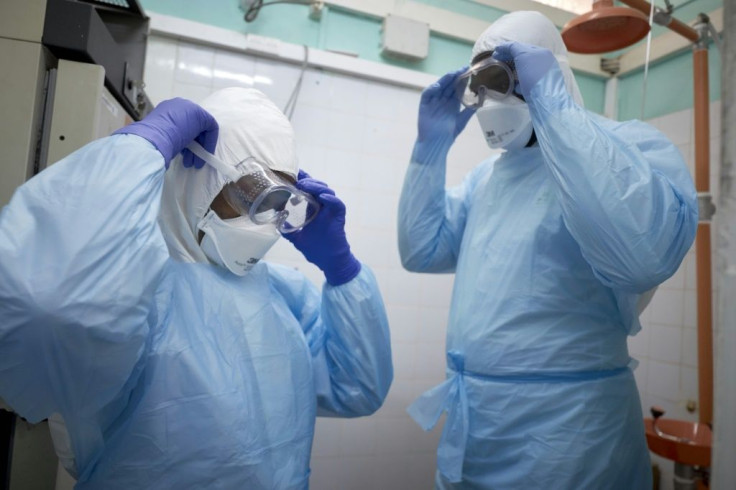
{"left": 399, "top": 11, "right": 697, "bottom": 489}
{"left": 0, "top": 87, "right": 392, "bottom": 489}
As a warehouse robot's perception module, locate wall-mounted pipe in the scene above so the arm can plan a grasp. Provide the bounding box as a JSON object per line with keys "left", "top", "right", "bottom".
{"left": 692, "top": 39, "right": 714, "bottom": 425}
{"left": 619, "top": 0, "right": 699, "bottom": 41}
{"left": 659, "top": 12, "right": 700, "bottom": 42}
{"left": 616, "top": 7, "right": 723, "bottom": 76}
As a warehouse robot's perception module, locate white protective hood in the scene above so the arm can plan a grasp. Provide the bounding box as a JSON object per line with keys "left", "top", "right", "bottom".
{"left": 472, "top": 10, "right": 584, "bottom": 107}
{"left": 158, "top": 88, "right": 298, "bottom": 264}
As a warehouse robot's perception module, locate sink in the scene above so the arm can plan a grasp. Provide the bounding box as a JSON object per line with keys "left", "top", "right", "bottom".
{"left": 644, "top": 418, "right": 712, "bottom": 467}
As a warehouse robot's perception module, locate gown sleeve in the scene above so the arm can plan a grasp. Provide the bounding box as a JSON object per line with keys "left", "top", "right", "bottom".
{"left": 267, "top": 263, "right": 393, "bottom": 417}
{"left": 527, "top": 64, "right": 698, "bottom": 293}
{"left": 397, "top": 140, "right": 490, "bottom": 274}
{"left": 0, "top": 134, "right": 168, "bottom": 424}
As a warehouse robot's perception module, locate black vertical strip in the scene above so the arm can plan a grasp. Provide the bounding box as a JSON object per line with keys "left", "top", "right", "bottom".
{"left": 0, "top": 410, "right": 16, "bottom": 490}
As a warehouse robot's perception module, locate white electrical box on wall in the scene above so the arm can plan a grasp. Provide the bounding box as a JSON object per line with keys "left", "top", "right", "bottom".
{"left": 381, "top": 14, "right": 429, "bottom": 62}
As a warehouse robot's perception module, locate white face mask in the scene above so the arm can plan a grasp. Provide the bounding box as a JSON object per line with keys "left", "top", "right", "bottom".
{"left": 475, "top": 96, "right": 534, "bottom": 151}
{"left": 197, "top": 210, "right": 280, "bottom": 276}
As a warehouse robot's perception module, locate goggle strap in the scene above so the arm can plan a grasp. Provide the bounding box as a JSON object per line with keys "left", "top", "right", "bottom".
{"left": 186, "top": 142, "right": 243, "bottom": 183}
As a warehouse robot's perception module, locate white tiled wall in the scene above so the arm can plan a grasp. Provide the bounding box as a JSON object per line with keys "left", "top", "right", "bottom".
{"left": 143, "top": 34, "right": 719, "bottom": 490}
{"left": 144, "top": 35, "right": 491, "bottom": 490}
{"left": 635, "top": 101, "right": 721, "bottom": 490}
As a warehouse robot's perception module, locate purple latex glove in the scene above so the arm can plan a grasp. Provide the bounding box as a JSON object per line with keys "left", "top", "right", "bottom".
{"left": 416, "top": 67, "right": 476, "bottom": 154}
{"left": 112, "top": 98, "right": 219, "bottom": 169}
{"left": 283, "top": 171, "right": 361, "bottom": 286}
{"left": 492, "top": 41, "right": 557, "bottom": 99}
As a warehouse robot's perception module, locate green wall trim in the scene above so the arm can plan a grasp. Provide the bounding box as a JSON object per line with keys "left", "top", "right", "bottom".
{"left": 140, "top": 0, "right": 613, "bottom": 114}
{"left": 413, "top": 0, "right": 506, "bottom": 22}
{"left": 617, "top": 42, "right": 721, "bottom": 121}
{"left": 140, "top": 0, "right": 724, "bottom": 118}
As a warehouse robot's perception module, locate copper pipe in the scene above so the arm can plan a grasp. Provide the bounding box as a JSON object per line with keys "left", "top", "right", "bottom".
{"left": 693, "top": 46, "right": 713, "bottom": 425}
{"left": 693, "top": 48, "right": 711, "bottom": 193}
{"left": 619, "top": 0, "right": 700, "bottom": 42}
{"left": 663, "top": 15, "right": 700, "bottom": 43}
{"left": 696, "top": 224, "right": 713, "bottom": 425}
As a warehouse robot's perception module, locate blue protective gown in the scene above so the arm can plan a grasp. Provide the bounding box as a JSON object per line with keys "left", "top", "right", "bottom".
{"left": 0, "top": 135, "right": 392, "bottom": 489}
{"left": 399, "top": 64, "right": 697, "bottom": 489}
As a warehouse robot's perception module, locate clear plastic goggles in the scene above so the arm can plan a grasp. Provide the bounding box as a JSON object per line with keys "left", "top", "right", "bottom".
{"left": 187, "top": 142, "right": 320, "bottom": 234}
{"left": 456, "top": 56, "right": 517, "bottom": 108}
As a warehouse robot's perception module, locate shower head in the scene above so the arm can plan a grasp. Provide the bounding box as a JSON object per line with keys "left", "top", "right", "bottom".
{"left": 561, "top": 0, "right": 651, "bottom": 54}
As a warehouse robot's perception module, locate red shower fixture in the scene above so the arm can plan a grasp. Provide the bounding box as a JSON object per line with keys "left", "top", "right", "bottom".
{"left": 561, "top": 0, "right": 651, "bottom": 54}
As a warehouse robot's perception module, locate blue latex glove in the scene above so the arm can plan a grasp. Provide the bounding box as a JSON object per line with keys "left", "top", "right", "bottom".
{"left": 283, "top": 171, "right": 361, "bottom": 286}
{"left": 112, "top": 98, "right": 219, "bottom": 169}
{"left": 492, "top": 41, "right": 557, "bottom": 99}
{"left": 414, "top": 67, "right": 476, "bottom": 164}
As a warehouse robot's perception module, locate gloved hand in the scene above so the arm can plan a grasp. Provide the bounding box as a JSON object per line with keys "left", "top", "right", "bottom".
{"left": 112, "top": 98, "right": 219, "bottom": 169}
{"left": 283, "top": 171, "right": 361, "bottom": 286}
{"left": 414, "top": 67, "right": 476, "bottom": 163}
{"left": 492, "top": 41, "right": 557, "bottom": 99}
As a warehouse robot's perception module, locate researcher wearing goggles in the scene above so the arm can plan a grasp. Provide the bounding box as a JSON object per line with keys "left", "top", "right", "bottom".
{"left": 456, "top": 51, "right": 518, "bottom": 107}
{"left": 188, "top": 140, "right": 320, "bottom": 234}
{"left": 187, "top": 139, "right": 326, "bottom": 276}
{"left": 399, "top": 10, "right": 697, "bottom": 490}
{"left": 0, "top": 88, "right": 392, "bottom": 488}
{"left": 453, "top": 49, "right": 540, "bottom": 151}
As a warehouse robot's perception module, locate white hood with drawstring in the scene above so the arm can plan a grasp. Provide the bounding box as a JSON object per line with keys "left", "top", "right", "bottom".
{"left": 472, "top": 10, "right": 584, "bottom": 107}
{"left": 158, "top": 87, "right": 299, "bottom": 265}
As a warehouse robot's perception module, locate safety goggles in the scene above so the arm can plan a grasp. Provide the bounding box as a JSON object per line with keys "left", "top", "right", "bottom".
{"left": 187, "top": 142, "right": 320, "bottom": 234}
{"left": 456, "top": 53, "right": 518, "bottom": 108}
